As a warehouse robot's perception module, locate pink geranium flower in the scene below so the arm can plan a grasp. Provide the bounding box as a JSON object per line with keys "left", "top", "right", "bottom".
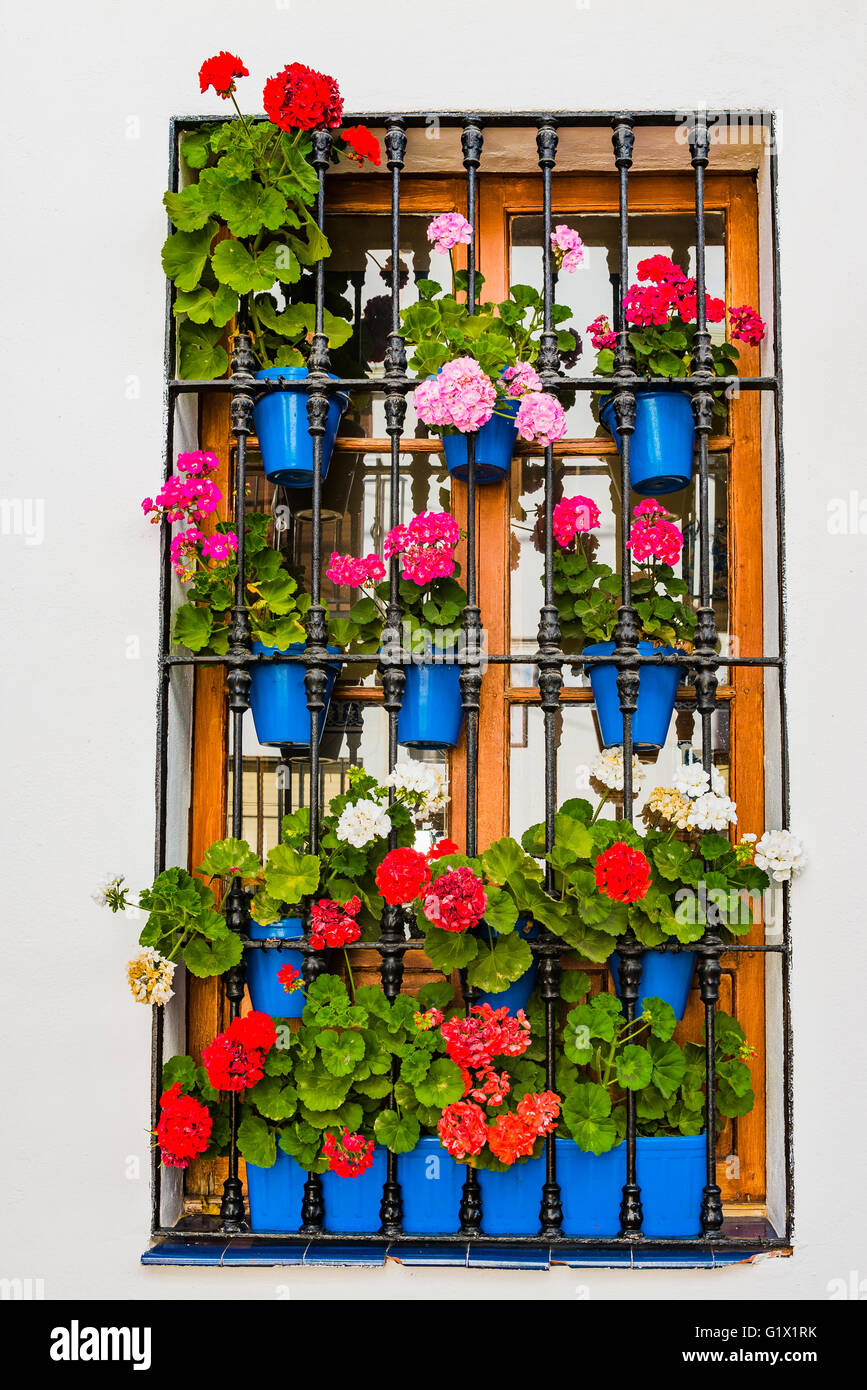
{"left": 427, "top": 212, "right": 473, "bottom": 255}
{"left": 550, "top": 224, "right": 584, "bottom": 273}
{"left": 515, "top": 391, "right": 568, "bottom": 446}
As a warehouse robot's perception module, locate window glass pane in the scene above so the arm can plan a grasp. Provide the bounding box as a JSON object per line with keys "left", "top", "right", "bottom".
{"left": 509, "top": 453, "right": 730, "bottom": 673}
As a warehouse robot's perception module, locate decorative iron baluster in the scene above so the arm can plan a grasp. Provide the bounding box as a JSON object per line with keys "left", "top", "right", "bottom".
{"left": 220, "top": 316, "right": 256, "bottom": 1231}
{"left": 535, "top": 117, "right": 564, "bottom": 1237}
{"left": 379, "top": 117, "right": 408, "bottom": 1237}
{"left": 610, "top": 114, "right": 644, "bottom": 1238}
{"left": 458, "top": 115, "right": 484, "bottom": 1237}
{"left": 687, "top": 111, "right": 724, "bottom": 1236}
{"left": 299, "top": 126, "right": 334, "bottom": 1234}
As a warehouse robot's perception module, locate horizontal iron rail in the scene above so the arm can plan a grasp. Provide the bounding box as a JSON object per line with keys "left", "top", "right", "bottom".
{"left": 167, "top": 375, "right": 778, "bottom": 395}
{"left": 171, "top": 109, "right": 775, "bottom": 131}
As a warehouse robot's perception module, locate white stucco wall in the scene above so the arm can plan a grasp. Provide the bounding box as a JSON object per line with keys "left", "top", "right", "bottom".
{"left": 2, "top": 0, "right": 865, "bottom": 1300}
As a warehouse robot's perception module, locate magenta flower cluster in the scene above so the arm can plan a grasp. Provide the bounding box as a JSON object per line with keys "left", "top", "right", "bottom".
{"left": 515, "top": 391, "right": 568, "bottom": 446}
{"left": 414, "top": 357, "right": 497, "bottom": 433}
{"left": 729, "top": 304, "right": 766, "bottom": 346}
{"left": 426, "top": 212, "right": 473, "bottom": 256}
{"left": 627, "top": 499, "right": 684, "bottom": 566}
{"left": 142, "top": 451, "right": 222, "bottom": 525}
{"left": 386, "top": 511, "right": 460, "bottom": 585}
{"left": 169, "top": 526, "right": 238, "bottom": 580}
{"left": 587, "top": 314, "right": 617, "bottom": 352}
{"left": 326, "top": 552, "right": 386, "bottom": 587}
{"left": 550, "top": 225, "right": 585, "bottom": 273}
{"left": 552, "top": 494, "right": 602, "bottom": 548}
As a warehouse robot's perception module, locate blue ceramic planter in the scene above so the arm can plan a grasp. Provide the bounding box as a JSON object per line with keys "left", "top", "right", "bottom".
{"left": 321, "top": 1146, "right": 387, "bottom": 1233}
{"left": 610, "top": 947, "right": 696, "bottom": 1021}
{"left": 399, "top": 1137, "right": 463, "bottom": 1234}
{"left": 583, "top": 640, "right": 686, "bottom": 748}
{"left": 249, "top": 642, "right": 341, "bottom": 749}
{"left": 477, "top": 1135, "right": 705, "bottom": 1236}
{"left": 474, "top": 919, "right": 539, "bottom": 1011}
{"left": 397, "top": 662, "right": 465, "bottom": 750}
{"left": 246, "top": 1148, "right": 305, "bottom": 1233}
{"left": 600, "top": 388, "right": 695, "bottom": 496}
{"left": 246, "top": 918, "right": 306, "bottom": 1019}
{"left": 253, "top": 367, "right": 348, "bottom": 487}
{"left": 441, "top": 400, "right": 520, "bottom": 484}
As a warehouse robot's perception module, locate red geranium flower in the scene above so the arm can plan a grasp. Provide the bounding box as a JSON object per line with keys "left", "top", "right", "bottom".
{"left": 594, "top": 842, "right": 652, "bottom": 904}
{"left": 263, "top": 62, "right": 343, "bottom": 132}
{"left": 487, "top": 1111, "right": 537, "bottom": 1165}
{"left": 376, "top": 847, "right": 431, "bottom": 906}
{"left": 437, "top": 1100, "right": 489, "bottom": 1160}
{"left": 277, "top": 963, "right": 303, "bottom": 995}
{"left": 340, "top": 125, "right": 381, "bottom": 166}
{"left": 309, "top": 896, "right": 361, "bottom": 950}
{"left": 729, "top": 303, "right": 766, "bottom": 346}
{"left": 155, "top": 1082, "right": 212, "bottom": 1169}
{"left": 422, "top": 866, "right": 486, "bottom": 933}
{"left": 201, "top": 1011, "right": 276, "bottom": 1092}
{"left": 427, "top": 838, "right": 460, "bottom": 861}
{"left": 198, "top": 52, "right": 249, "bottom": 99}
{"left": 516, "top": 1089, "right": 561, "bottom": 1135}
{"left": 322, "top": 1128, "right": 375, "bottom": 1177}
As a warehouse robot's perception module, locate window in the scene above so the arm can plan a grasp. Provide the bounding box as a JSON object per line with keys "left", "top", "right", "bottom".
{"left": 155, "top": 111, "right": 791, "bottom": 1262}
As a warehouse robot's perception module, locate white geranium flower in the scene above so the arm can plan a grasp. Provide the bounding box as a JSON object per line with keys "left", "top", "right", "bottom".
{"left": 590, "top": 748, "right": 644, "bottom": 793}
{"left": 387, "top": 762, "right": 447, "bottom": 815}
{"left": 673, "top": 763, "right": 725, "bottom": 799}
{"left": 336, "top": 798, "right": 392, "bottom": 848}
{"left": 127, "top": 948, "right": 176, "bottom": 1006}
{"left": 686, "top": 791, "right": 738, "bottom": 832}
{"left": 92, "top": 872, "right": 126, "bottom": 908}
{"left": 754, "top": 829, "right": 806, "bottom": 883}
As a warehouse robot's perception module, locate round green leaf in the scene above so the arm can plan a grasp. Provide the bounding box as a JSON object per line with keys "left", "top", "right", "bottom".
{"left": 237, "top": 1114, "right": 276, "bottom": 1169}
{"left": 615, "top": 1044, "right": 653, "bottom": 1091}
{"left": 413, "top": 1058, "right": 465, "bottom": 1108}
{"left": 374, "top": 1110, "right": 420, "bottom": 1154}
{"left": 562, "top": 1082, "right": 619, "bottom": 1154}
{"left": 161, "top": 221, "right": 217, "bottom": 292}
{"left": 318, "top": 1028, "right": 365, "bottom": 1078}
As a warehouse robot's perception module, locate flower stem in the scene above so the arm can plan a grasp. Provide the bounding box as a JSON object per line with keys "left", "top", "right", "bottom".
{"left": 343, "top": 947, "right": 356, "bottom": 1000}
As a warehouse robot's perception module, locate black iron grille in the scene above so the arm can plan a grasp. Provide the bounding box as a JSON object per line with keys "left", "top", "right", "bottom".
{"left": 153, "top": 110, "right": 792, "bottom": 1255}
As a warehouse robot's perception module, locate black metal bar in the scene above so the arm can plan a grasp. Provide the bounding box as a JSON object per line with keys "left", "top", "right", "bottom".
{"left": 173, "top": 109, "right": 775, "bottom": 132}
{"left": 168, "top": 373, "right": 778, "bottom": 396}
{"left": 686, "top": 111, "right": 724, "bottom": 1238}
{"left": 457, "top": 115, "right": 485, "bottom": 1239}
{"left": 378, "top": 117, "right": 409, "bottom": 1238}
{"left": 608, "top": 113, "right": 643, "bottom": 1239}
{"left": 162, "top": 649, "right": 784, "bottom": 670}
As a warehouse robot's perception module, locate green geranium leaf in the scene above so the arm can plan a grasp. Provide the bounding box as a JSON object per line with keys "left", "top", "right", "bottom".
{"left": 161, "top": 1055, "right": 197, "bottom": 1094}
{"left": 374, "top": 1110, "right": 420, "bottom": 1155}
{"left": 171, "top": 603, "right": 213, "bottom": 652}
{"left": 615, "top": 1044, "right": 653, "bottom": 1091}
{"left": 177, "top": 320, "right": 228, "bottom": 381}
{"left": 164, "top": 185, "right": 213, "bottom": 232}
{"left": 211, "top": 239, "right": 282, "bottom": 294}
{"left": 293, "top": 1061, "right": 353, "bottom": 1111}
{"left": 237, "top": 1114, "right": 276, "bottom": 1169}
{"left": 180, "top": 130, "right": 213, "bottom": 170}
{"left": 318, "top": 1028, "right": 366, "bottom": 1078}
{"left": 278, "top": 1121, "right": 326, "bottom": 1173}
{"left": 264, "top": 843, "right": 321, "bottom": 904}
{"left": 219, "top": 181, "right": 287, "bottom": 237}
{"left": 161, "top": 221, "right": 217, "bottom": 291}
{"left": 562, "top": 1082, "right": 619, "bottom": 1154}
{"left": 400, "top": 1048, "right": 432, "bottom": 1087}
{"left": 413, "top": 1058, "right": 465, "bottom": 1108}
{"left": 174, "top": 283, "right": 236, "bottom": 328}
{"left": 182, "top": 929, "right": 243, "bottom": 978}
{"left": 700, "top": 833, "right": 732, "bottom": 861}
{"left": 649, "top": 1036, "right": 687, "bottom": 1098}
{"left": 560, "top": 969, "right": 591, "bottom": 1003}
{"left": 197, "top": 837, "right": 262, "bottom": 880}
{"left": 248, "top": 1075, "right": 298, "bottom": 1121}
{"left": 416, "top": 980, "right": 455, "bottom": 1011}
{"left": 481, "top": 836, "right": 530, "bottom": 886}
{"left": 422, "top": 925, "right": 479, "bottom": 972}
{"left": 641, "top": 995, "right": 677, "bottom": 1041}
{"left": 466, "top": 932, "right": 532, "bottom": 995}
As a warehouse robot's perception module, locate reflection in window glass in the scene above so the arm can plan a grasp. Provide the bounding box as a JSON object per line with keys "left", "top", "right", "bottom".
{"left": 509, "top": 703, "right": 730, "bottom": 845}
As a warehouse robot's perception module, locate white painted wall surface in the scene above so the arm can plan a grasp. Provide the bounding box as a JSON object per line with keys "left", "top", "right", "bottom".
{"left": 2, "top": 0, "right": 865, "bottom": 1300}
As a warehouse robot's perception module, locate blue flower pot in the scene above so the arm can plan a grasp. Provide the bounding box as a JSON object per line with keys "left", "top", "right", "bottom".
{"left": 610, "top": 948, "right": 697, "bottom": 1021}
{"left": 321, "top": 1145, "right": 387, "bottom": 1233}
{"left": 399, "top": 1137, "right": 463, "bottom": 1234}
{"left": 477, "top": 1135, "right": 706, "bottom": 1236}
{"left": 583, "top": 640, "right": 685, "bottom": 749}
{"left": 246, "top": 918, "right": 306, "bottom": 1019}
{"left": 441, "top": 400, "right": 519, "bottom": 484}
{"left": 600, "top": 388, "right": 695, "bottom": 496}
{"left": 253, "top": 367, "right": 348, "bottom": 488}
{"left": 474, "top": 919, "right": 539, "bottom": 1010}
{"left": 246, "top": 1148, "right": 305, "bottom": 1233}
{"left": 249, "top": 642, "right": 342, "bottom": 750}
{"left": 397, "top": 662, "right": 465, "bottom": 750}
